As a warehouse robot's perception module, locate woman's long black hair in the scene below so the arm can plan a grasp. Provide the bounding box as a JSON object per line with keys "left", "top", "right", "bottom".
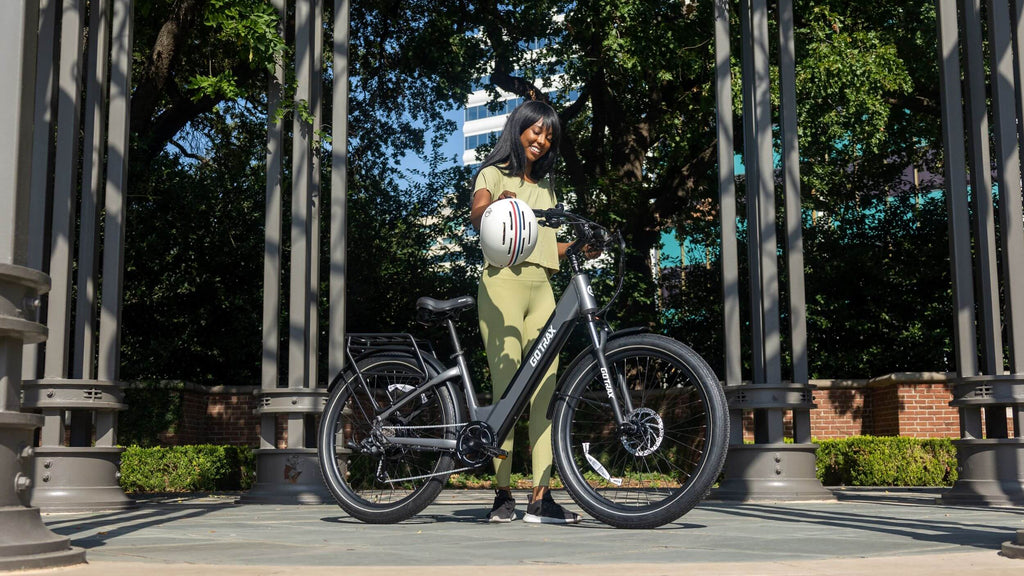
{"left": 473, "top": 100, "right": 561, "bottom": 182}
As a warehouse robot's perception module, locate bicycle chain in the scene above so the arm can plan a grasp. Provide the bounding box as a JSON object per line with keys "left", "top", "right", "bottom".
{"left": 377, "top": 423, "right": 464, "bottom": 430}
{"left": 373, "top": 422, "right": 472, "bottom": 484}
{"left": 380, "top": 465, "right": 477, "bottom": 484}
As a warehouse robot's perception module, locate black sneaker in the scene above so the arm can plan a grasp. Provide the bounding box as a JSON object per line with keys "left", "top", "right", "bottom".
{"left": 487, "top": 489, "right": 517, "bottom": 523}
{"left": 523, "top": 491, "right": 581, "bottom": 524}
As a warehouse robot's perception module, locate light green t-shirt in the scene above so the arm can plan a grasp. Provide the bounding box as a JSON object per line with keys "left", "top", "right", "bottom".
{"left": 474, "top": 165, "right": 559, "bottom": 272}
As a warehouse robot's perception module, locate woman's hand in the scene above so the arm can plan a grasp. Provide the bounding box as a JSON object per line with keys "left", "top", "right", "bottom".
{"left": 583, "top": 244, "right": 603, "bottom": 260}
{"left": 471, "top": 189, "right": 517, "bottom": 230}
{"left": 558, "top": 242, "right": 603, "bottom": 260}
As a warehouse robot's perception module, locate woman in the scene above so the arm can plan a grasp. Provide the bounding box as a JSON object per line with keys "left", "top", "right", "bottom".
{"left": 470, "top": 100, "right": 580, "bottom": 524}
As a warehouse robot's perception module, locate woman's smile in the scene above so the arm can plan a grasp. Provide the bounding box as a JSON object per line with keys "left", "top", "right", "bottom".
{"left": 521, "top": 120, "right": 553, "bottom": 162}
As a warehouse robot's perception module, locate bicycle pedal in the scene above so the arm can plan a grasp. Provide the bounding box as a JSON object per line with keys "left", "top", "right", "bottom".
{"left": 487, "top": 447, "right": 509, "bottom": 460}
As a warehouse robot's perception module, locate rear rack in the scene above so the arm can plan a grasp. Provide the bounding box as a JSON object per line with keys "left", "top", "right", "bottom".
{"left": 344, "top": 333, "right": 435, "bottom": 387}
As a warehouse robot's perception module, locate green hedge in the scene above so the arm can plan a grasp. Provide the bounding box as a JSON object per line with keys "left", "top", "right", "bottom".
{"left": 117, "top": 437, "right": 958, "bottom": 493}
{"left": 120, "top": 445, "right": 255, "bottom": 493}
{"left": 815, "top": 436, "right": 958, "bottom": 486}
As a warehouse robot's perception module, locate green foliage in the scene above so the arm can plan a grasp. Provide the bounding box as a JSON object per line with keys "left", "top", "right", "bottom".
{"left": 549, "top": 2, "right": 717, "bottom": 324}
{"left": 114, "top": 438, "right": 959, "bottom": 494}
{"left": 131, "top": 0, "right": 288, "bottom": 162}
{"left": 797, "top": 5, "right": 914, "bottom": 193}
{"left": 815, "top": 436, "right": 957, "bottom": 487}
{"left": 189, "top": 70, "right": 245, "bottom": 101}
{"left": 663, "top": 261, "right": 730, "bottom": 379}
{"left": 123, "top": 103, "right": 266, "bottom": 386}
{"left": 804, "top": 194, "right": 953, "bottom": 377}
{"left": 445, "top": 472, "right": 556, "bottom": 490}
{"left": 120, "top": 445, "right": 255, "bottom": 493}
{"left": 794, "top": 1, "right": 940, "bottom": 202}
{"left": 123, "top": 0, "right": 954, "bottom": 390}
{"left": 203, "top": 0, "right": 286, "bottom": 75}
{"left": 127, "top": 1, "right": 485, "bottom": 388}
{"left": 119, "top": 384, "right": 184, "bottom": 448}
{"left": 663, "top": 192, "right": 953, "bottom": 380}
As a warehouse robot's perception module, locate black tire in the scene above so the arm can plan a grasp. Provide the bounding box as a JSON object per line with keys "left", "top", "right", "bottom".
{"left": 551, "top": 334, "right": 729, "bottom": 528}
{"left": 317, "top": 354, "right": 457, "bottom": 523}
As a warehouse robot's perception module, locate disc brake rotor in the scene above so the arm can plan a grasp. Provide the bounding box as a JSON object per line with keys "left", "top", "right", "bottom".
{"left": 621, "top": 407, "right": 664, "bottom": 456}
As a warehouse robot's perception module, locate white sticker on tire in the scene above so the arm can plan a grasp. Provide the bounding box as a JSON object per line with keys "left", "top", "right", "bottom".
{"left": 583, "top": 442, "right": 623, "bottom": 486}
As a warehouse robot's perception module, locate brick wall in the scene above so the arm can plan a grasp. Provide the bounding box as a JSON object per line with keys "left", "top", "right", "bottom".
{"left": 154, "top": 383, "right": 260, "bottom": 446}
{"left": 739, "top": 373, "right": 966, "bottom": 441}
{"left": 814, "top": 373, "right": 960, "bottom": 439}
{"left": 870, "top": 381, "right": 901, "bottom": 436}
{"left": 887, "top": 376, "right": 961, "bottom": 438}
{"left": 809, "top": 379, "right": 872, "bottom": 438}
{"left": 135, "top": 373, "right": 1016, "bottom": 447}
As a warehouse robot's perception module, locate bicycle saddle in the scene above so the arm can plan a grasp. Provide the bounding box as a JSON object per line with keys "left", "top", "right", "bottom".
{"left": 415, "top": 293, "right": 475, "bottom": 315}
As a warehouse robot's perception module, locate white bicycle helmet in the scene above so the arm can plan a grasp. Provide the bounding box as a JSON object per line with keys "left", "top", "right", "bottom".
{"left": 478, "top": 197, "right": 538, "bottom": 268}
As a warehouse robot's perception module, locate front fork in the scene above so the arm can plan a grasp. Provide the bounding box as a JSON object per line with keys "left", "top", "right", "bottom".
{"left": 583, "top": 316, "right": 635, "bottom": 426}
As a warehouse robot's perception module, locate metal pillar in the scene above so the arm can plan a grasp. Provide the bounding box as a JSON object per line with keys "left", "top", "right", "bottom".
{"left": 934, "top": 0, "right": 1024, "bottom": 506}
{"left": 330, "top": 0, "right": 350, "bottom": 386}
{"left": 20, "top": 0, "right": 133, "bottom": 512}
{"left": 712, "top": 0, "right": 832, "bottom": 501}
{"left": 243, "top": 0, "right": 332, "bottom": 504}
{"left": 0, "top": 0, "right": 85, "bottom": 568}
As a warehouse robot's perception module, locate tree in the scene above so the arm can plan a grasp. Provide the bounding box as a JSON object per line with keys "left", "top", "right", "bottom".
{"left": 121, "top": 103, "right": 267, "bottom": 384}
{"left": 793, "top": 1, "right": 939, "bottom": 206}
{"left": 131, "top": 0, "right": 285, "bottom": 166}
{"left": 123, "top": 0, "right": 956, "bottom": 386}
{"left": 467, "top": 1, "right": 717, "bottom": 325}
{"left": 123, "top": 0, "right": 485, "bottom": 385}
{"left": 466, "top": 2, "right": 942, "bottom": 321}
{"left": 803, "top": 194, "right": 953, "bottom": 377}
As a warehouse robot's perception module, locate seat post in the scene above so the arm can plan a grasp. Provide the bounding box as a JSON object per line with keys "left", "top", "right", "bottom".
{"left": 445, "top": 318, "right": 465, "bottom": 357}
{"left": 446, "top": 316, "right": 480, "bottom": 412}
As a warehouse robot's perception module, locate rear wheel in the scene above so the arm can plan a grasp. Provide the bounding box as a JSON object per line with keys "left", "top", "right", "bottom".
{"left": 552, "top": 334, "right": 729, "bottom": 528}
{"left": 317, "top": 354, "right": 457, "bottom": 523}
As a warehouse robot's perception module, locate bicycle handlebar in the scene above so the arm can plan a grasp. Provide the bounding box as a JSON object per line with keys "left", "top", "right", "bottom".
{"left": 534, "top": 204, "right": 626, "bottom": 318}
{"left": 535, "top": 204, "right": 616, "bottom": 251}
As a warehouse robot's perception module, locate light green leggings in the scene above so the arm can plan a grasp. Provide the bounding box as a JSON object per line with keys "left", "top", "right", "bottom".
{"left": 477, "top": 263, "right": 558, "bottom": 488}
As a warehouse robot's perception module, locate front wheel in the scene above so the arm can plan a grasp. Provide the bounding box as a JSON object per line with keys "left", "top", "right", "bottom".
{"left": 551, "top": 334, "right": 729, "bottom": 528}
{"left": 317, "top": 354, "right": 457, "bottom": 523}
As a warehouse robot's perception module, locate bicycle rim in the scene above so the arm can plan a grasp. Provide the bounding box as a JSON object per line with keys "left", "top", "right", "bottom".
{"left": 318, "top": 356, "right": 455, "bottom": 522}
{"left": 554, "top": 336, "right": 727, "bottom": 528}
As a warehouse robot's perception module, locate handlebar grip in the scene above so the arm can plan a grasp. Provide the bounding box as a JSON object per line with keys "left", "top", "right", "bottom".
{"left": 591, "top": 226, "right": 611, "bottom": 246}
{"left": 535, "top": 207, "right": 565, "bottom": 228}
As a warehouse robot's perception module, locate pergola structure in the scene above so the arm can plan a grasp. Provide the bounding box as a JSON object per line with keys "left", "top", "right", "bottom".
{"left": 0, "top": 0, "right": 1022, "bottom": 569}
{"left": 936, "top": 0, "right": 1024, "bottom": 504}
{"left": 710, "top": 0, "right": 831, "bottom": 501}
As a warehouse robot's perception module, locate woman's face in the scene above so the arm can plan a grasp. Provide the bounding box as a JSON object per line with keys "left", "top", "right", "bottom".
{"left": 520, "top": 119, "right": 553, "bottom": 164}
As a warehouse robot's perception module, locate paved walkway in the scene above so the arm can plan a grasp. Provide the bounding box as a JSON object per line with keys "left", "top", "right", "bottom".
{"left": 15, "top": 488, "right": 1024, "bottom": 575}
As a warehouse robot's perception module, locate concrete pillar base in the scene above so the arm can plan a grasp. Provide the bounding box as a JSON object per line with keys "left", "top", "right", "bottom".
{"left": 0, "top": 412, "right": 85, "bottom": 570}
{"left": 31, "top": 447, "right": 134, "bottom": 512}
{"left": 712, "top": 442, "right": 835, "bottom": 501}
{"left": 939, "top": 438, "right": 1024, "bottom": 506}
{"left": 238, "top": 448, "right": 332, "bottom": 504}
{"left": 1003, "top": 529, "right": 1024, "bottom": 559}
{"left": 0, "top": 507, "right": 86, "bottom": 570}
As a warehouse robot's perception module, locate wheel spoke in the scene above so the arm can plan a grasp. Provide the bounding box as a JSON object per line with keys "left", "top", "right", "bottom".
{"left": 554, "top": 336, "right": 729, "bottom": 528}
{"left": 318, "top": 356, "right": 455, "bottom": 523}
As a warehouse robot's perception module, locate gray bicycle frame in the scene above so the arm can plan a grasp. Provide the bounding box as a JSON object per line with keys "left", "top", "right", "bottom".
{"left": 375, "top": 269, "right": 633, "bottom": 453}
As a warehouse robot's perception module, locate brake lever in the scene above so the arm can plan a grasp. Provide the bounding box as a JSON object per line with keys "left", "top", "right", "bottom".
{"left": 536, "top": 204, "right": 567, "bottom": 228}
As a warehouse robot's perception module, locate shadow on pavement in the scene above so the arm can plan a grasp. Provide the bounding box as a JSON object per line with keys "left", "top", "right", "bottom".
{"left": 45, "top": 495, "right": 238, "bottom": 550}
{"left": 705, "top": 500, "right": 1014, "bottom": 551}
